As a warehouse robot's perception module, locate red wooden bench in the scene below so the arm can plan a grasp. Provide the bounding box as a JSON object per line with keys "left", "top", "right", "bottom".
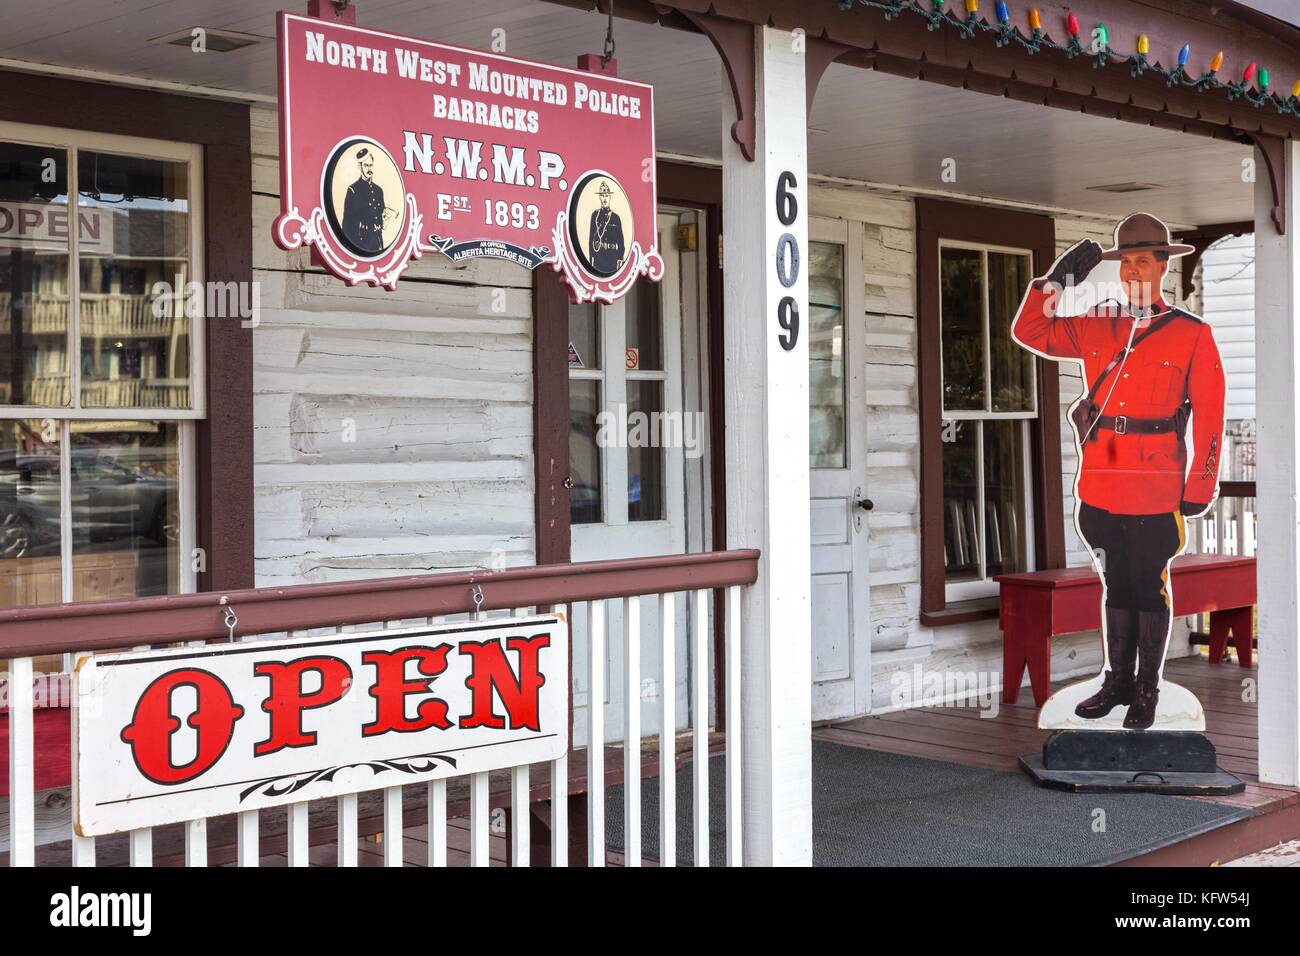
{"left": 994, "top": 553, "right": 1256, "bottom": 708}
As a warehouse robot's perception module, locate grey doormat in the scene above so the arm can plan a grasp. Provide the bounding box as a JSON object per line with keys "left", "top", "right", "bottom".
{"left": 606, "top": 740, "right": 1253, "bottom": 866}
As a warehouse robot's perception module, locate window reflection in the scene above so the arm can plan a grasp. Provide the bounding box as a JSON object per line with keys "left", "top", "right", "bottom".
{"left": 77, "top": 151, "right": 191, "bottom": 409}
{"left": 70, "top": 421, "right": 179, "bottom": 600}
{"left": 0, "top": 419, "right": 62, "bottom": 609}
{"left": 809, "top": 241, "right": 846, "bottom": 469}
{"left": 569, "top": 380, "right": 601, "bottom": 525}
{"left": 1, "top": 142, "right": 71, "bottom": 407}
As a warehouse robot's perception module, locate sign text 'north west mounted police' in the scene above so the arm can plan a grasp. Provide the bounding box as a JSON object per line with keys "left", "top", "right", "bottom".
{"left": 273, "top": 12, "right": 662, "bottom": 303}
{"left": 74, "top": 614, "right": 568, "bottom": 835}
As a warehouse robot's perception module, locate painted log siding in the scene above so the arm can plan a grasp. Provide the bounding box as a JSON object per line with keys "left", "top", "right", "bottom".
{"left": 250, "top": 106, "right": 535, "bottom": 586}
{"left": 249, "top": 93, "right": 1194, "bottom": 711}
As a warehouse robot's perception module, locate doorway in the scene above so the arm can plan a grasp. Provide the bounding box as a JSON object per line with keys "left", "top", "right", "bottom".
{"left": 567, "top": 207, "right": 711, "bottom": 747}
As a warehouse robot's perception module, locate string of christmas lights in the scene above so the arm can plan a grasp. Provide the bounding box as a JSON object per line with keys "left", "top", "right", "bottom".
{"left": 837, "top": 0, "right": 1300, "bottom": 117}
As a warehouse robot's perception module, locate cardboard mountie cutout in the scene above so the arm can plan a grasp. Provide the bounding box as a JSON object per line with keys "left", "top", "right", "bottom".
{"left": 272, "top": 12, "right": 663, "bottom": 303}
{"left": 1011, "top": 212, "right": 1227, "bottom": 733}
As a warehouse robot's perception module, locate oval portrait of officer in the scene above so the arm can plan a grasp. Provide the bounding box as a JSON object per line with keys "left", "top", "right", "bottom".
{"left": 1012, "top": 212, "right": 1225, "bottom": 732}
{"left": 323, "top": 138, "right": 405, "bottom": 258}
{"left": 567, "top": 171, "right": 632, "bottom": 279}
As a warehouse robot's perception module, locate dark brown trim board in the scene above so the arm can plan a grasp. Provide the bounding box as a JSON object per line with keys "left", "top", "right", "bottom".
{"left": 915, "top": 198, "right": 1064, "bottom": 621}
{"left": 533, "top": 267, "right": 574, "bottom": 566}
{"left": 0, "top": 69, "right": 254, "bottom": 593}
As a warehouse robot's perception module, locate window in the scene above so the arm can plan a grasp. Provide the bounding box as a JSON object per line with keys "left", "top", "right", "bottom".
{"left": 0, "top": 123, "right": 201, "bottom": 620}
{"left": 939, "top": 243, "right": 1035, "bottom": 600}
{"left": 916, "top": 199, "right": 1064, "bottom": 624}
{"left": 809, "top": 241, "right": 846, "bottom": 468}
{"left": 567, "top": 277, "right": 667, "bottom": 526}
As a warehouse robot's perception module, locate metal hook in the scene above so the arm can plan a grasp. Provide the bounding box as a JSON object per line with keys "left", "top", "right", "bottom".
{"left": 470, "top": 584, "right": 485, "bottom": 622}
{"left": 601, "top": 0, "right": 616, "bottom": 65}
{"left": 223, "top": 605, "right": 238, "bottom": 643}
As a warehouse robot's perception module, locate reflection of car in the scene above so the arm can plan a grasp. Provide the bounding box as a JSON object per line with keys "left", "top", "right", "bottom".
{"left": 0, "top": 449, "right": 177, "bottom": 560}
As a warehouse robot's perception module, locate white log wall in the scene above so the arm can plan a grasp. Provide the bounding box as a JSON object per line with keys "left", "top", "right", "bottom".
{"left": 250, "top": 106, "right": 535, "bottom": 586}
{"left": 249, "top": 98, "right": 1191, "bottom": 712}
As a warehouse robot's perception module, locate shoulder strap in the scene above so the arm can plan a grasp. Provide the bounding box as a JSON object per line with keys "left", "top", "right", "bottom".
{"left": 1083, "top": 311, "right": 1184, "bottom": 403}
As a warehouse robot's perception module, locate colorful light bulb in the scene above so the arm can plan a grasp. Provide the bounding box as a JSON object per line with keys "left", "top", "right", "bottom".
{"left": 1028, "top": 7, "right": 1041, "bottom": 30}
{"left": 1291, "top": 78, "right": 1300, "bottom": 99}
{"left": 995, "top": 0, "right": 1009, "bottom": 23}
{"left": 1243, "top": 62, "right": 1257, "bottom": 83}
{"left": 1210, "top": 50, "right": 1224, "bottom": 73}
{"left": 1137, "top": 34, "right": 1149, "bottom": 56}
{"left": 1259, "top": 66, "right": 1270, "bottom": 89}
{"left": 1067, "top": 12, "right": 1079, "bottom": 36}
{"left": 965, "top": 0, "right": 978, "bottom": 13}
{"left": 1178, "top": 44, "right": 1190, "bottom": 68}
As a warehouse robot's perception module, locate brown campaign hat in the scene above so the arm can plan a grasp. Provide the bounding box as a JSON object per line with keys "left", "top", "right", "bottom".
{"left": 1100, "top": 212, "right": 1195, "bottom": 260}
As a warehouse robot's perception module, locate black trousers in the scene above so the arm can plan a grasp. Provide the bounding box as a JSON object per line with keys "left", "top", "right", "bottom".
{"left": 1077, "top": 503, "right": 1184, "bottom": 612}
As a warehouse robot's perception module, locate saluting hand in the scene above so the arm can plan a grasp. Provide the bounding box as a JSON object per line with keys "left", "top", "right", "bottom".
{"left": 1045, "top": 238, "right": 1104, "bottom": 289}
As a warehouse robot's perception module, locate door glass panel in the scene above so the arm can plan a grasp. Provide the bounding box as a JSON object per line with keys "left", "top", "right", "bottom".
{"left": 70, "top": 421, "right": 180, "bottom": 600}
{"left": 983, "top": 419, "right": 1028, "bottom": 576}
{"left": 1, "top": 142, "right": 71, "bottom": 407}
{"left": 568, "top": 301, "right": 599, "bottom": 370}
{"left": 942, "top": 419, "right": 980, "bottom": 582}
{"left": 0, "top": 419, "right": 62, "bottom": 609}
{"left": 627, "top": 379, "right": 664, "bottom": 522}
{"left": 623, "top": 277, "right": 661, "bottom": 371}
{"left": 988, "top": 251, "right": 1035, "bottom": 412}
{"left": 569, "top": 380, "right": 602, "bottom": 525}
{"left": 809, "top": 241, "right": 846, "bottom": 468}
{"left": 940, "top": 247, "right": 985, "bottom": 411}
{"left": 77, "top": 151, "right": 191, "bottom": 409}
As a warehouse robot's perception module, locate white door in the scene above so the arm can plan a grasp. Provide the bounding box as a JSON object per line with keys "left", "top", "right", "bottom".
{"left": 809, "top": 218, "right": 873, "bottom": 721}
{"left": 569, "top": 210, "right": 704, "bottom": 746}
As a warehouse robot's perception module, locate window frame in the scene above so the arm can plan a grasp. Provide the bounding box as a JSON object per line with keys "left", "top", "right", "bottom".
{"left": 917, "top": 198, "right": 1064, "bottom": 626}
{"left": 0, "top": 120, "right": 206, "bottom": 420}
{"left": 1, "top": 121, "right": 205, "bottom": 603}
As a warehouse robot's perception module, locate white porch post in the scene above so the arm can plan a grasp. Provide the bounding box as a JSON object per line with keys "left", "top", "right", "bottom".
{"left": 1254, "top": 139, "right": 1300, "bottom": 787}
{"left": 721, "top": 25, "right": 813, "bottom": 865}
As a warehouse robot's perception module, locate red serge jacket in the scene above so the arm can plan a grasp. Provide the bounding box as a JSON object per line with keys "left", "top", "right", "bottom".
{"left": 1012, "top": 284, "right": 1225, "bottom": 516}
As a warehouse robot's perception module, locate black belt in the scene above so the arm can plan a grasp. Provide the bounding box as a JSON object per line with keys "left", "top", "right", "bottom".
{"left": 1094, "top": 413, "right": 1179, "bottom": 435}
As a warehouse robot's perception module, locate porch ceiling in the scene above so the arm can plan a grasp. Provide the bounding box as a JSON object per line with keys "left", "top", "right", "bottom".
{"left": 1, "top": 0, "right": 1254, "bottom": 226}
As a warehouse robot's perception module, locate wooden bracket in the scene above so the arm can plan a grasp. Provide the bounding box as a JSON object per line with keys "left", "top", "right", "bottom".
{"left": 306, "top": 0, "right": 357, "bottom": 24}
{"left": 678, "top": 11, "right": 755, "bottom": 161}
{"left": 805, "top": 37, "right": 853, "bottom": 117}
{"left": 1174, "top": 220, "right": 1254, "bottom": 303}
{"left": 1250, "top": 133, "right": 1288, "bottom": 236}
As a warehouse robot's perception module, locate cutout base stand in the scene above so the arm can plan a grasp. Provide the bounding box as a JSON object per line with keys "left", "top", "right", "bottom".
{"left": 1020, "top": 730, "right": 1244, "bottom": 795}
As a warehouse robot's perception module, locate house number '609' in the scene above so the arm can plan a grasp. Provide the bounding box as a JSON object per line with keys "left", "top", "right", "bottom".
{"left": 775, "top": 170, "right": 800, "bottom": 351}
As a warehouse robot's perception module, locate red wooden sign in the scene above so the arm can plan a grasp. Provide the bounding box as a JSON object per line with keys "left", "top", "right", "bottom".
{"left": 273, "top": 11, "right": 663, "bottom": 303}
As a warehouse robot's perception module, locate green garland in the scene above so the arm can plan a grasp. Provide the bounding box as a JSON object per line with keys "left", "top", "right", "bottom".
{"left": 838, "top": 0, "right": 1300, "bottom": 118}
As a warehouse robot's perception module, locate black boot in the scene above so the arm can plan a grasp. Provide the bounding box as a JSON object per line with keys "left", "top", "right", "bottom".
{"left": 1124, "top": 609, "right": 1170, "bottom": 730}
{"left": 1075, "top": 607, "right": 1137, "bottom": 719}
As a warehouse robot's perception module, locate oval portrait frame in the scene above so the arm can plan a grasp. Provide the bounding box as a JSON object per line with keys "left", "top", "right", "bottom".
{"left": 321, "top": 136, "right": 406, "bottom": 260}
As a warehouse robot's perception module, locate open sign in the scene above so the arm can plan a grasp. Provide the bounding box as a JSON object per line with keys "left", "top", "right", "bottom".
{"left": 74, "top": 614, "right": 568, "bottom": 835}
{"left": 0, "top": 201, "right": 113, "bottom": 251}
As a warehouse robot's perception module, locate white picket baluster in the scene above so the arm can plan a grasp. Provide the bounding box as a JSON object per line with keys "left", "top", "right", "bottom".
{"left": 287, "top": 803, "right": 309, "bottom": 867}
{"left": 692, "top": 588, "right": 710, "bottom": 868}
{"left": 68, "top": 661, "right": 94, "bottom": 867}
{"left": 511, "top": 765, "right": 529, "bottom": 866}
{"left": 725, "top": 585, "right": 743, "bottom": 867}
{"left": 337, "top": 793, "right": 358, "bottom": 867}
{"left": 6, "top": 656, "right": 33, "bottom": 866}
{"left": 129, "top": 828, "right": 152, "bottom": 867}
{"left": 469, "top": 772, "right": 490, "bottom": 867}
{"left": 623, "top": 595, "right": 641, "bottom": 866}
{"left": 427, "top": 780, "right": 447, "bottom": 867}
{"left": 237, "top": 809, "right": 259, "bottom": 867}
{"left": 185, "top": 819, "right": 207, "bottom": 867}
{"left": 383, "top": 785, "right": 403, "bottom": 867}
{"left": 587, "top": 599, "right": 606, "bottom": 867}
{"left": 658, "top": 592, "right": 676, "bottom": 867}
{"left": 550, "top": 754, "right": 568, "bottom": 867}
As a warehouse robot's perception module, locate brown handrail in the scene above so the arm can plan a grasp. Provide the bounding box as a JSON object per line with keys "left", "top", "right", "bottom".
{"left": 0, "top": 550, "right": 759, "bottom": 658}
{"left": 1219, "top": 480, "right": 1256, "bottom": 499}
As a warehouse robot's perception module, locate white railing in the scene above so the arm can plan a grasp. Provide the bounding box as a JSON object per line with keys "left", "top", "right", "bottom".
{"left": 1, "top": 553, "right": 754, "bottom": 867}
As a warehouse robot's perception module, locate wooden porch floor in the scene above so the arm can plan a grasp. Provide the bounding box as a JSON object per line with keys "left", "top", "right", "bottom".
{"left": 813, "top": 651, "right": 1300, "bottom": 863}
